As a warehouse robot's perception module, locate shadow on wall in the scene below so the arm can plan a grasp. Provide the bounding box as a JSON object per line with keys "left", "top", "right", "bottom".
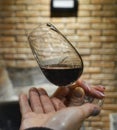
{"left": 0, "top": 67, "right": 48, "bottom": 100}
{"left": 7, "top": 67, "right": 47, "bottom": 87}
{"left": 0, "top": 66, "right": 57, "bottom": 101}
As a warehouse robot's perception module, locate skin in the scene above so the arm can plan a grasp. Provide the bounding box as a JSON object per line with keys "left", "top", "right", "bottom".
{"left": 19, "top": 80, "right": 104, "bottom": 130}
{"left": 52, "top": 79, "right": 105, "bottom": 106}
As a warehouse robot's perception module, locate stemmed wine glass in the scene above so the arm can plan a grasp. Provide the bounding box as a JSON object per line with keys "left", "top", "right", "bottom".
{"left": 28, "top": 23, "right": 83, "bottom": 87}
{"left": 27, "top": 23, "right": 104, "bottom": 106}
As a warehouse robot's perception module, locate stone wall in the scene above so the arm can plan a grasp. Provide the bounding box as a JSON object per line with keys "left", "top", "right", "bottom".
{"left": 0, "top": 0, "right": 117, "bottom": 129}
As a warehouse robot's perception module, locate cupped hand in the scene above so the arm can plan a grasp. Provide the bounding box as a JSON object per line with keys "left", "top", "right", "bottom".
{"left": 19, "top": 87, "right": 65, "bottom": 130}
{"left": 19, "top": 88, "right": 100, "bottom": 130}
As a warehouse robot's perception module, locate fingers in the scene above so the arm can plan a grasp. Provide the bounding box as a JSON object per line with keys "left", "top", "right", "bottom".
{"left": 20, "top": 87, "right": 67, "bottom": 115}
{"left": 19, "top": 93, "right": 32, "bottom": 116}
{"left": 93, "top": 85, "right": 105, "bottom": 92}
{"left": 29, "top": 88, "right": 56, "bottom": 113}
{"left": 37, "top": 88, "right": 55, "bottom": 113}
{"left": 76, "top": 80, "right": 105, "bottom": 99}
{"left": 51, "top": 97, "right": 66, "bottom": 110}
{"left": 29, "top": 87, "right": 67, "bottom": 113}
{"left": 29, "top": 88, "right": 44, "bottom": 113}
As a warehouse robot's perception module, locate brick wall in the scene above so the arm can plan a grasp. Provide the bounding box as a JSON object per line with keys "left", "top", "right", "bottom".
{"left": 0, "top": 0, "right": 117, "bottom": 129}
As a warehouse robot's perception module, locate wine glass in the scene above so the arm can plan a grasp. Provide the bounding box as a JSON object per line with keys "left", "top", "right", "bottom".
{"left": 27, "top": 23, "right": 104, "bottom": 106}
{"left": 27, "top": 23, "right": 83, "bottom": 87}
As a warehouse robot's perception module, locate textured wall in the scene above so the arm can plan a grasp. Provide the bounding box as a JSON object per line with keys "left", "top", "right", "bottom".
{"left": 0, "top": 0, "right": 117, "bottom": 129}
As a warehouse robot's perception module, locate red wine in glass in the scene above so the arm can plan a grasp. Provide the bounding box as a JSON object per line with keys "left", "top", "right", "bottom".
{"left": 41, "top": 65, "right": 83, "bottom": 86}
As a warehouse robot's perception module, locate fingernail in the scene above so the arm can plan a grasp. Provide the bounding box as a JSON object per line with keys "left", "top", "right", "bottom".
{"left": 96, "top": 90, "right": 105, "bottom": 99}
{"left": 91, "top": 107, "right": 100, "bottom": 116}
{"left": 74, "top": 87, "right": 85, "bottom": 98}
{"left": 38, "top": 88, "right": 48, "bottom": 96}
{"left": 99, "top": 85, "right": 105, "bottom": 89}
{"left": 29, "top": 87, "right": 38, "bottom": 92}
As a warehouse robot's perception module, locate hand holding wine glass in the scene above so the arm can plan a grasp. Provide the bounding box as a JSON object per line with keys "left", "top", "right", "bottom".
{"left": 52, "top": 79, "right": 105, "bottom": 106}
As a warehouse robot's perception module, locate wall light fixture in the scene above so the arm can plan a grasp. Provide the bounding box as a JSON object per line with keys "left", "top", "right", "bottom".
{"left": 51, "top": 0, "right": 78, "bottom": 17}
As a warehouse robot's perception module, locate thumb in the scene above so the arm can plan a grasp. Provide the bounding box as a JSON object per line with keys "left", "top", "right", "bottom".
{"left": 76, "top": 103, "right": 101, "bottom": 120}
{"left": 64, "top": 103, "right": 101, "bottom": 130}
{"left": 51, "top": 103, "right": 100, "bottom": 130}
{"left": 45, "top": 103, "right": 100, "bottom": 130}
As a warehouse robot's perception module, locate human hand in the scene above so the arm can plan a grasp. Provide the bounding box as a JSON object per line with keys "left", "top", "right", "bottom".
{"left": 52, "top": 79, "right": 105, "bottom": 106}
{"left": 19, "top": 88, "right": 100, "bottom": 130}
{"left": 19, "top": 87, "right": 65, "bottom": 130}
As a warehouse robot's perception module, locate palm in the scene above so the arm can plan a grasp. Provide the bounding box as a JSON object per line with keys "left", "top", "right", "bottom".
{"left": 19, "top": 88, "right": 66, "bottom": 130}
{"left": 20, "top": 100, "right": 100, "bottom": 130}
{"left": 20, "top": 112, "right": 54, "bottom": 130}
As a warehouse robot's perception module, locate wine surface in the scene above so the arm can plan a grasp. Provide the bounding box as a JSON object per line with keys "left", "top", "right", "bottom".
{"left": 41, "top": 65, "right": 83, "bottom": 86}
